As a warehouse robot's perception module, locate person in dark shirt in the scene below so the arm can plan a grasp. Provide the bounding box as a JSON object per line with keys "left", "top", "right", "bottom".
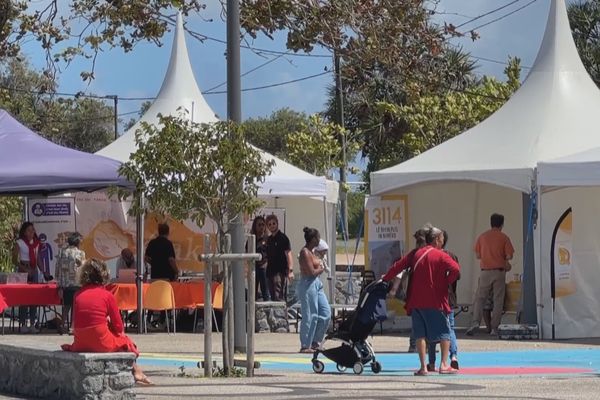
{"left": 144, "top": 223, "right": 178, "bottom": 330}
{"left": 145, "top": 223, "right": 178, "bottom": 281}
{"left": 265, "top": 215, "right": 293, "bottom": 301}
{"left": 250, "top": 216, "right": 270, "bottom": 301}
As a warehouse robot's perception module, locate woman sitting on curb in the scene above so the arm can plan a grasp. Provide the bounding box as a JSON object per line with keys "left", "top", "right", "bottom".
{"left": 61, "top": 259, "right": 152, "bottom": 385}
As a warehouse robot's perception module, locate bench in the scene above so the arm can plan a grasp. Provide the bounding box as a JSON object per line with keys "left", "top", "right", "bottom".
{"left": 0, "top": 343, "right": 136, "bottom": 400}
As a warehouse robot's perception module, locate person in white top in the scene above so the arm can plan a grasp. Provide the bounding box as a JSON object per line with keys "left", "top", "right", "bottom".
{"left": 12, "top": 222, "right": 41, "bottom": 333}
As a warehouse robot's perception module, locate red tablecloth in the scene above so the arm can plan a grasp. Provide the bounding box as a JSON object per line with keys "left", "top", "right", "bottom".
{"left": 106, "top": 281, "right": 220, "bottom": 311}
{"left": 0, "top": 284, "right": 61, "bottom": 312}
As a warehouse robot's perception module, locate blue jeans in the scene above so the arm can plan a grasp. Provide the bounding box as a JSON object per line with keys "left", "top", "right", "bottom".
{"left": 428, "top": 311, "right": 457, "bottom": 364}
{"left": 297, "top": 276, "right": 331, "bottom": 349}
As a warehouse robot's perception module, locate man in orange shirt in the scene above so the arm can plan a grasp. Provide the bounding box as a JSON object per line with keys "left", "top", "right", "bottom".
{"left": 466, "top": 213, "right": 514, "bottom": 336}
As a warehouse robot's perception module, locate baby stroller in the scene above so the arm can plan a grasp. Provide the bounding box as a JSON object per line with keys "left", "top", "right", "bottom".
{"left": 311, "top": 279, "right": 388, "bottom": 375}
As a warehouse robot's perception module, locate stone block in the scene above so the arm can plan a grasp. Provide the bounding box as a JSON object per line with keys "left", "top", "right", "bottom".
{"left": 110, "top": 372, "right": 135, "bottom": 391}
{"left": 82, "top": 375, "right": 104, "bottom": 394}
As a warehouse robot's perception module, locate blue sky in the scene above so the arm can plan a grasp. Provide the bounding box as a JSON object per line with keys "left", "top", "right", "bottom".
{"left": 21, "top": 1, "right": 554, "bottom": 128}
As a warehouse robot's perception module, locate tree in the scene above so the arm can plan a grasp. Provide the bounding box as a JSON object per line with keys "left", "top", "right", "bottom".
{"left": 0, "top": 1, "right": 208, "bottom": 80}
{"left": 285, "top": 114, "right": 358, "bottom": 180}
{"left": 243, "top": 108, "right": 308, "bottom": 158}
{"left": 367, "top": 58, "right": 521, "bottom": 173}
{"left": 0, "top": 197, "right": 22, "bottom": 272}
{"left": 0, "top": 58, "right": 115, "bottom": 152}
{"left": 123, "top": 101, "right": 153, "bottom": 132}
{"left": 569, "top": 0, "right": 600, "bottom": 88}
{"left": 117, "top": 114, "right": 274, "bottom": 375}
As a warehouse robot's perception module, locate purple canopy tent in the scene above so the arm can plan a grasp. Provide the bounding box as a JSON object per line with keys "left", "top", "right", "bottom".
{"left": 0, "top": 109, "right": 132, "bottom": 195}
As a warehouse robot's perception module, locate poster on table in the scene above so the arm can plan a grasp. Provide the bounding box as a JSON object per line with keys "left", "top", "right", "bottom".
{"left": 364, "top": 194, "right": 409, "bottom": 317}
{"left": 27, "top": 197, "right": 76, "bottom": 277}
{"left": 74, "top": 193, "right": 216, "bottom": 275}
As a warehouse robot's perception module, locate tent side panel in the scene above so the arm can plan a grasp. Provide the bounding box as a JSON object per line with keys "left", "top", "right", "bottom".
{"left": 540, "top": 187, "right": 600, "bottom": 339}
{"left": 398, "top": 182, "right": 522, "bottom": 326}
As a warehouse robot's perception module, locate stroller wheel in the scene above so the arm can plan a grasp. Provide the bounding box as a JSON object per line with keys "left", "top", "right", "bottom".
{"left": 336, "top": 364, "right": 346, "bottom": 373}
{"left": 352, "top": 362, "right": 364, "bottom": 375}
{"left": 371, "top": 361, "right": 382, "bottom": 374}
{"left": 312, "top": 360, "right": 325, "bottom": 374}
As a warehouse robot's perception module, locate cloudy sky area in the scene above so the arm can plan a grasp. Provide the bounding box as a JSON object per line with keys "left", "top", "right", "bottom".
{"left": 20, "top": 0, "right": 558, "bottom": 128}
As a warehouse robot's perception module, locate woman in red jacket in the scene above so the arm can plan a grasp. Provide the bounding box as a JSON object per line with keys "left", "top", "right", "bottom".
{"left": 61, "top": 259, "right": 152, "bottom": 385}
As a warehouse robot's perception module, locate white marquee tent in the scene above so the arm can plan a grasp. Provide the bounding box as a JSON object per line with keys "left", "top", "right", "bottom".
{"left": 95, "top": 12, "right": 338, "bottom": 278}
{"left": 537, "top": 147, "right": 600, "bottom": 339}
{"left": 370, "top": 0, "right": 600, "bottom": 338}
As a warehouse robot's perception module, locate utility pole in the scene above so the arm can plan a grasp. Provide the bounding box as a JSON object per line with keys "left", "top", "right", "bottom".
{"left": 334, "top": 50, "right": 348, "bottom": 241}
{"left": 227, "top": 0, "right": 247, "bottom": 355}
{"left": 106, "top": 95, "right": 118, "bottom": 140}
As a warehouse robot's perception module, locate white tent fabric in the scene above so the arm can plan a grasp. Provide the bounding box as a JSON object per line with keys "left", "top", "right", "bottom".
{"left": 371, "top": 0, "right": 600, "bottom": 195}
{"left": 538, "top": 147, "right": 600, "bottom": 187}
{"left": 368, "top": 0, "right": 600, "bottom": 338}
{"left": 96, "top": 13, "right": 333, "bottom": 202}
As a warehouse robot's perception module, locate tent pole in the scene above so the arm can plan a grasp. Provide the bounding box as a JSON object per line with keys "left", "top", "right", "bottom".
{"left": 323, "top": 196, "right": 334, "bottom": 304}
{"left": 520, "top": 191, "right": 537, "bottom": 325}
{"left": 136, "top": 195, "right": 145, "bottom": 334}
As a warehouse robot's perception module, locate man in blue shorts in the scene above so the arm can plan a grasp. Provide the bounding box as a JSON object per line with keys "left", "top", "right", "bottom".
{"left": 384, "top": 225, "right": 460, "bottom": 375}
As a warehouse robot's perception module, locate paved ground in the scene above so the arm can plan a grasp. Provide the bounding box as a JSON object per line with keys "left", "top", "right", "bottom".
{"left": 1, "top": 330, "right": 600, "bottom": 399}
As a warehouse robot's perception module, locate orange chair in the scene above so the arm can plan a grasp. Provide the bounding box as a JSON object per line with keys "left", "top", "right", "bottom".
{"left": 143, "top": 280, "right": 177, "bottom": 334}
{"left": 193, "top": 283, "right": 223, "bottom": 333}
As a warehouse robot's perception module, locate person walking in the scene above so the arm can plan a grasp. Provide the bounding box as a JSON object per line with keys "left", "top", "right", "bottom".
{"left": 383, "top": 226, "right": 460, "bottom": 375}
{"left": 426, "top": 230, "right": 460, "bottom": 371}
{"left": 466, "top": 213, "right": 514, "bottom": 336}
{"left": 297, "top": 227, "right": 331, "bottom": 353}
{"left": 55, "top": 232, "right": 86, "bottom": 334}
{"left": 265, "top": 215, "right": 293, "bottom": 301}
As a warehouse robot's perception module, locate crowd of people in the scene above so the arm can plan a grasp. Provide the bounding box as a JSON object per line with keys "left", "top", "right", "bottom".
{"left": 6, "top": 211, "right": 516, "bottom": 380}
{"left": 381, "top": 213, "right": 514, "bottom": 375}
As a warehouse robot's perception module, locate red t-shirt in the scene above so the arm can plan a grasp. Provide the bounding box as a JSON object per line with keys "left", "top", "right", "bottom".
{"left": 72, "top": 284, "right": 123, "bottom": 333}
{"left": 383, "top": 246, "right": 460, "bottom": 314}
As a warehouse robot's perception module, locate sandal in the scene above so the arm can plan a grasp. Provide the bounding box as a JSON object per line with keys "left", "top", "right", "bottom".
{"left": 439, "top": 367, "right": 458, "bottom": 375}
{"left": 450, "top": 359, "right": 459, "bottom": 370}
{"left": 299, "top": 348, "right": 314, "bottom": 354}
{"left": 426, "top": 363, "right": 436, "bottom": 372}
{"left": 414, "top": 369, "right": 428, "bottom": 376}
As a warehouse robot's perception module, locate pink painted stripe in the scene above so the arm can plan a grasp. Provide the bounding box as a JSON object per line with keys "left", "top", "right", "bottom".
{"left": 459, "top": 367, "right": 593, "bottom": 375}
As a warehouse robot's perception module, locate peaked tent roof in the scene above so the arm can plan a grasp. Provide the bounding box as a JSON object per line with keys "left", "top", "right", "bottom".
{"left": 371, "top": 0, "right": 600, "bottom": 195}
{"left": 96, "top": 12, "right": 218, "bottom": 163}
{"left": 96, "top": 13, "right": 333, "bottom": 200}
{"left": 0, "top": 110, "right": 131, "bottom": 195}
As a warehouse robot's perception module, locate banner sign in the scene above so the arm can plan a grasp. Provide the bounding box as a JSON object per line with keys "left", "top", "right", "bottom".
{"left": 28, "top": 197, "right": 76, "bottom": 277}
{"left": 551, "top": 208, "right": 575, "bottom": 298}
{"left": 364, "top": 195, "right": 408, "bottom": 279}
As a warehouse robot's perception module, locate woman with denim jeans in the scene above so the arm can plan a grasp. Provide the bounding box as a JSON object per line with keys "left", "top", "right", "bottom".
{"left": 297, "top": 227, "right": 331, "bottom": 353}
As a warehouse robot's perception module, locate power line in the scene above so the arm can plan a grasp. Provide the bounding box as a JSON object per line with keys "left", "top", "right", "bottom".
{"left": 204, "top": 70, "right": 332, "bottom": 95}
{"left": 456, "top": 0, "right": 522, "bottom": 29}
{"left": 469, "top": 0, "right": 539, "bottom": 32}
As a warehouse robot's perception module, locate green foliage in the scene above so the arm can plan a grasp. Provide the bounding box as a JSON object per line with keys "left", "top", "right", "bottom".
{"left": 1, "top": 1, "right": 207, "bottom": 80}
{"left": 0, "top": 58, "right": 115, "bottom": 152}
{"left": 347, "top": 191, "right": 365, "bottom": 239}
{"left": 118, "top": 114, "right": 274, "bottom": 246}
{"left": 362, "top": 57, "right": 521, "bottom": 177}
{"left": 243, "top": 108, "right": 309, "bottom": 158}
{"left": 285, "top": 115, "right": 358, "bottom": 178}
{"left": 568, "top": 0, "right": 600, "bottom": 88}
{"left": 0, "top": 197, "right": 22, "bottom": 272}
